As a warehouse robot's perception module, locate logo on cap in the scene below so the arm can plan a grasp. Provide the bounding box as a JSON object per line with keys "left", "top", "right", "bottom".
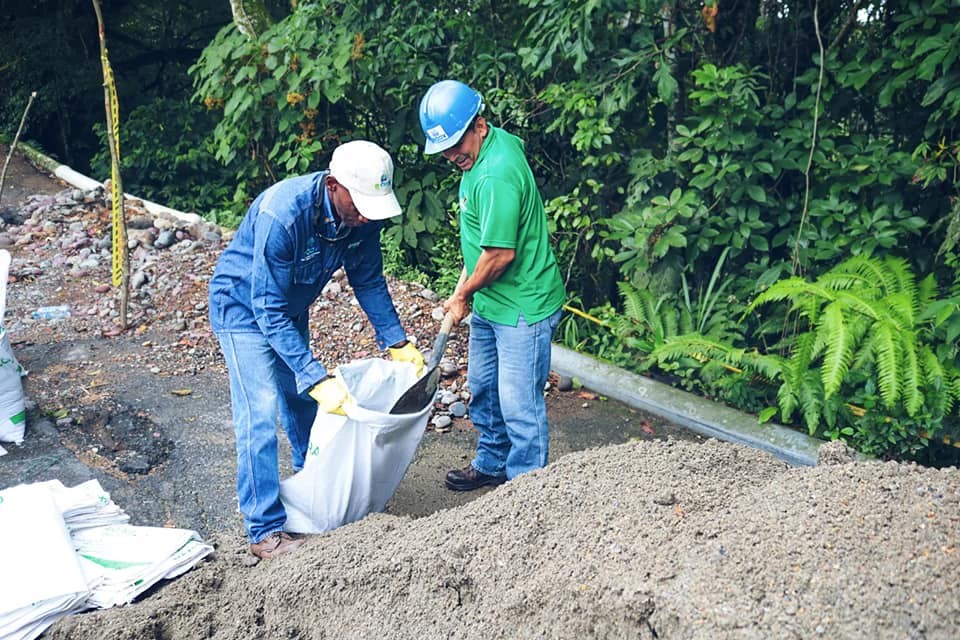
{"left": 427, "top": 125, "right": 448, "bottom": 143}
{"left": 375, "top": 174, "right": 391, "bottom": 191}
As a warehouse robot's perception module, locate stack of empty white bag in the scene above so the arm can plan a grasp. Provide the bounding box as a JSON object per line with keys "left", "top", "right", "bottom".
{"left": 0, "top": 479, "right": 213, "bottom": 640}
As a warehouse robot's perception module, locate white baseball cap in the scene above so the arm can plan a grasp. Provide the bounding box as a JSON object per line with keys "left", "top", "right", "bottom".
{"left": 328, "top": 140, "right": 402, "bottom": 220}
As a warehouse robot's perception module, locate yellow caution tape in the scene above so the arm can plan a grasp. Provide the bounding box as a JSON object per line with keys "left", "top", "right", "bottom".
{"left": 102, "top": 55, "right": 124, "bottom": 287}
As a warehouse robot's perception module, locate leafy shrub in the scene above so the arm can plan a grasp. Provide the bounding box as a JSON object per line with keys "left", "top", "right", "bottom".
{"left": 90, "top": 98, "right": 237, "bottom": 222}
{"left": 652, "top": 255, "right": 960, "bottom": 459}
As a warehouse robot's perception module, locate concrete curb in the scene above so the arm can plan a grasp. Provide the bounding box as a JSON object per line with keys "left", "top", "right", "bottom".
{"left": 16, "top": 143, "right": 202, "bottom": 226}
{"left": 550, "top": 344, "right": 823, "bottom": 467}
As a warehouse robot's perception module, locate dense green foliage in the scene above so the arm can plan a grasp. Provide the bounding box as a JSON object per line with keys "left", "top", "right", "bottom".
{"left": 0, "top": 0, "right": 234, "bottom": 170}
{"left": 650, "top": 255, "right": 960, "bottom": 458}
{"left": 4, "top": 0, "right": 960, "bottom": 460}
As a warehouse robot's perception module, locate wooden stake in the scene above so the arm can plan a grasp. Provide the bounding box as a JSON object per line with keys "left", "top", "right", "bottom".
{"left": 0, "top": 91, "right": 38, "bottom": 207}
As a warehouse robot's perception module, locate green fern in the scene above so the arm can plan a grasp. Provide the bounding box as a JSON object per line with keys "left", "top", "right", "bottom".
{"left": 816, "top": 301, "right": 852, "bottom": 397}
{"left": 868, "top": 320, "right": 901, "bottom": 408}
{"left": 652, "top": 334, "right": 785, "bottom": 381}
{"left": 900, "top": 331, "right": 922, "bottom": 416}
{"left": 623, "top": 255, "right": 960, "bottom": 456}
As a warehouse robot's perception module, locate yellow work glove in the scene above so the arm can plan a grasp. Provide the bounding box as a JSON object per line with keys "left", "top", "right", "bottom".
{"left": 308, "top": 376, "right": 349, "bottom": 415}
{"left": 389, "top": 342, "right": 425, "bottom": 376}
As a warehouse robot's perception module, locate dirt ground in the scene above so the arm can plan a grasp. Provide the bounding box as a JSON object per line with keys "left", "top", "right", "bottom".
{"left": 1, "top": 145, "right": 959, "bottom": 639}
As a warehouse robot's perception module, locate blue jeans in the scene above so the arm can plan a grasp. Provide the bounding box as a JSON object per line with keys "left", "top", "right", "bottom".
{"left": 217, "top": 331, "right": 316, "bottom": 543}
{"left": 467, "top": 309, "right": 562, "bottom": 480}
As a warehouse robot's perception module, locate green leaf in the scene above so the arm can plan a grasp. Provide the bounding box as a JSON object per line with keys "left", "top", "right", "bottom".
{"left": 655, "top": 63, "right": 679, "bottom": 105}
{"left": 758, "top": 407, "right": 778, "bottom": 423}
{"left": 746, "top": 184, "right": 766, "bottom": 203}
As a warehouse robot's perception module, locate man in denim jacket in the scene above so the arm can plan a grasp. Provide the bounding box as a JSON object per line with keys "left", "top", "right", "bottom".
{"left": 209, "top": 140, "right": 424, "bottom": 559}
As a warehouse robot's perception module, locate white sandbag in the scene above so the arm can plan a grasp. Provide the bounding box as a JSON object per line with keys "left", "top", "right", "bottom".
{"left": 0, "top": 327, "right": 26, "bottom": 444}
{"left": 280, "top": 358, "right": 433, "bottom": 534}
{"left": 74, "top": 524, "right": 214, "bottom": 608}
{"left": 0, "top": 483, "right": 91, "bottom": 640}
{"left": 0, "top": 249, "right": 26, "bottom": 445}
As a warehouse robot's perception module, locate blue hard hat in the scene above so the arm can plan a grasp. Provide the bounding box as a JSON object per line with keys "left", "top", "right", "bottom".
{"left": 418, "top": 80, "right": 484, "bottom": 154}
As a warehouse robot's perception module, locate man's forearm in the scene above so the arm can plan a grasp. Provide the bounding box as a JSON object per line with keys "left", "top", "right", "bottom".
{"left": 457, "top": 248, "right": 515, "bottom": 301}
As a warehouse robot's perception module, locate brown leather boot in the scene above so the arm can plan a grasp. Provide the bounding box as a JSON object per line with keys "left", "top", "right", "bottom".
{"left": 250, "top": 531, "right": 304, "bottom": 559}
{"left": 445, "top": 465, "right": 507, "bottom": 491}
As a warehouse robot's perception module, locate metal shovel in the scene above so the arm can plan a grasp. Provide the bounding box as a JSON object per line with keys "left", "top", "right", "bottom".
{"left": 389, "top": 312, "right": 456, "bottom": 414}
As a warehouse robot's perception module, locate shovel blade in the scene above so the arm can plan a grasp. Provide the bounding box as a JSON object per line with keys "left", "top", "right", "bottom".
{"left": 389, "top": 311, "right": 455, "bottom": 415}
{"left": 389, "top": 366, "right": 441, "bottom": 414}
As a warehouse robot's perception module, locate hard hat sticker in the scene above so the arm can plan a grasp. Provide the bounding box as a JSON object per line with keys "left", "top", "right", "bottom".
{"left": 427, "top": 125, "right": 448, "bottom": 142}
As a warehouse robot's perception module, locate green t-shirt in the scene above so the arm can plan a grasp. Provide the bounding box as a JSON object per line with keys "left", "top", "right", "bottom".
{"left": 458, "top": 126, "right": 565, "bottom": 326}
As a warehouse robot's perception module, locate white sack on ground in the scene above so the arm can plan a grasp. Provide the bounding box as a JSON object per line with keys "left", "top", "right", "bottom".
{"left": 0, "top": 483, "right": 91, "bottom": 640}
{"left": 280, "top": 358, "right": 433, "bottom": 534}
{"left": 0, "top": 249, "right": 26, "bottom": 445}
{"left": 0, "top": 480, "right": 213, "bottom": 638}
{"left": 74, "top": 525, "right": 214, "bottom": 609}
{"left": 0, "top": 326, "right": 27, "bottom": 444}
{"left": 42, "top": 478, "right": 129, "bottom": 531}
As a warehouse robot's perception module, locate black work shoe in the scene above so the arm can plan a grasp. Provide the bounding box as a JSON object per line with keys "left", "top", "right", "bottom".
{"left": 445, "top": 465, "right": 507, "bottom": 491}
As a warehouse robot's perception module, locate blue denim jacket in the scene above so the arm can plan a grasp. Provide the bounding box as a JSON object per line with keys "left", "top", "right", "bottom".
{"left": 209, "top": 171, "right": 406, "bottom": 394}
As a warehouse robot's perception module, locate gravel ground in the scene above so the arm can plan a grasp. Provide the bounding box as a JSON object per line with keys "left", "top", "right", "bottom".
{"left": 1, "top": 147, "right": 958, "bottom": 639}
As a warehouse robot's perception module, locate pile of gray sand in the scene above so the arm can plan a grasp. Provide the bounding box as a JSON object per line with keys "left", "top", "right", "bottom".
{"left": 49, "top": 438, "right": 959, "bottom": 639}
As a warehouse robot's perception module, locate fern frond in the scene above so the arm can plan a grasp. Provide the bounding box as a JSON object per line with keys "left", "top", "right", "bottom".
{"left": 953, "top": 374, "right": 960, "bottom": 412}
{"left": 816, "top": 272, "right": 874, "bottom": 292}
{"left": 823, "top": 255, "right": 887, "bottom": 292}
{"left": 810, "top": 329, "right": 827, "bottom": 365}
{"left": 917, "top": 274, "right": 938, "bottom": 313}
{"left": 618, "top": 281, "right": 647, "bottom": 324}
{"left": 845, "top": 316, "right": 873, "bottom": 372}
{"left": 921, "top": 345, "right": 946, "bottom": 387}
{"left": 789, "top": 332, "right": 817, "bottom": 376}
{"left": 833, "top": 290, "right": 885, "bottom": 321}
{"left": 946, "top": 367, "right": 960, "bottom": 416}
{"left": 777, "top": 378, "right": 798, "bottom": 422}
{"left": 899, "top": 330, "right": 923, "bottom": 416}
{"left": 652, "top": 335, "right": 734, "bottom": 365}
{"left": 919, "top": 346, "right": 951, "bottom": 415}
{"left": 796, "top": 295, "right": 823, "bottom": 326}
{"left": 739, "top": 349, "right": 786, "bottom": 381}
{"left": 746, "top": 278, "right": 836, "bottom": 314}
{"left": 798, "top": 369, "right": 825, "bottom": 435}
{"left": 883, "top": 256, "right": 916, "bottom": 301}
{"left": 846, "top": 315, "right": 871, "bottom": 347}
{"left": 868, "top": 321, "right": 901, "bottom": 409}
{"left": 816, "top": 301, "right": 853, "bottom": 398}
{"left": 651, "top": 335, "right": 784, "bottom": 382}
{"left": 883, "top": 291, "right": 916, "bottom": 329}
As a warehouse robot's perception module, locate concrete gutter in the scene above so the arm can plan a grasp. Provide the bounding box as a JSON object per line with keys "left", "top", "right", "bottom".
{"left": 16, "top": 143, "right": 201, "bottom": 226}
{"left": 550, "top": 344, "right": 823, "bottom": 467}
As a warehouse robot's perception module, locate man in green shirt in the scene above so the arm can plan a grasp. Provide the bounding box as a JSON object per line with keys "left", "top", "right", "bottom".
{"left": 419, "top": 79, "right": 566, "bottom": 491}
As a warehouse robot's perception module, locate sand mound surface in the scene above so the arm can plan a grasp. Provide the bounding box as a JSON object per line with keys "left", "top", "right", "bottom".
{"left": 49, "top": 438, "right": 959, "bottom": 639}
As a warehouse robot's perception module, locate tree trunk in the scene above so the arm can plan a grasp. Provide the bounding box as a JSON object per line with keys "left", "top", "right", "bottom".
{"left": 229, "top": 0, "right": 272, "bottom": 39}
